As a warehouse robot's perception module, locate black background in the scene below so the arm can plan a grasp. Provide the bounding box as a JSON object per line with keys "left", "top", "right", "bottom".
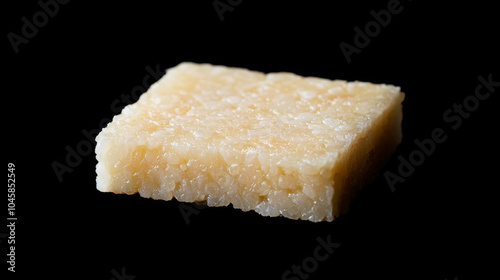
{"left": 4, "top": 0, "right": 499, "bottom": 279}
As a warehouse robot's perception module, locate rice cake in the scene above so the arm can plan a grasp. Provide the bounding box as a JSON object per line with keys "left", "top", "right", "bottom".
{"left": 96, "top": 62, "right": 404, "bottom": 222}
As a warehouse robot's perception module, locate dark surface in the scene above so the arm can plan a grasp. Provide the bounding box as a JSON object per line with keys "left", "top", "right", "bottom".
{"left": 4, "top": 1, "right": 498, "bottom": 279}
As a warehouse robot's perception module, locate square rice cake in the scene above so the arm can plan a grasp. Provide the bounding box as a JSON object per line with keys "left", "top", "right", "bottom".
{"left": 96, "top": 62, "right": 404, "bottom": 222}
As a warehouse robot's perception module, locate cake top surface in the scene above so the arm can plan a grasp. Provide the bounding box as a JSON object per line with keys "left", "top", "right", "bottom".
{"left": 100, "top": 62, "right": 402, "bottom": 175}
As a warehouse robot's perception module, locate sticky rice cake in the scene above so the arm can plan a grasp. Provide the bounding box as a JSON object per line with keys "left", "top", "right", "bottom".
{"left": 96, "top": 62, "right": 404, "bottom": 222}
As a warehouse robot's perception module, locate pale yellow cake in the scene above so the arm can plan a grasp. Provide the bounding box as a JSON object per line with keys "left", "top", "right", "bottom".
{"left": 96, "top": 62, "right": 404, "bottom": 222}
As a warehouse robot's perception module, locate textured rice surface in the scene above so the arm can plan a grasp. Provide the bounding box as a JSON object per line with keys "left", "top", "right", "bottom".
{"left": 96, "top": 62, "right": 404, "bottom": 222}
